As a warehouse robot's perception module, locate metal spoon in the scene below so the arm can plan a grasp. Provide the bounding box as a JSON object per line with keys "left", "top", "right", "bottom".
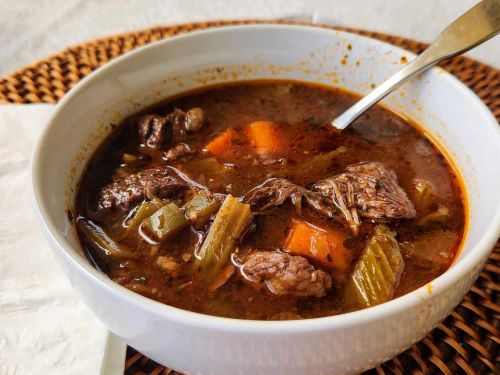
{"left": 332, "top": 0, "right": 500, "bottom": 130}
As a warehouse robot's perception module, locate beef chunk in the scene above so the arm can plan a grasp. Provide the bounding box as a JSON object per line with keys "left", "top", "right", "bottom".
{"left": 138, "top": 114, "right": 170, "bottom": 150}
{"left": 163, "top": 143, "right": 194, "bottom": 162}
{"left": 239, "top": 251, "right": 332, "bottom": 297}
{"left": 97, "top": 167, "right": 189, "bottom": 212}
{"left": 168, "top": 108, "right": 189, "bottom": 143}
{"left": 313, "top": 162, "right": 416, "bottom": 231}
{"left": 183, "top": 107, "right": 205, "bottom": 133}
{"left": 138, "top": 107, "right": 205, "bottom": 149}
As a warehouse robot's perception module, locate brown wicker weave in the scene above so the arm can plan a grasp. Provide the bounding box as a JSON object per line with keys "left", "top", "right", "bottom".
{"left": 1, "top": 20, "right": 497, "bottom": 375}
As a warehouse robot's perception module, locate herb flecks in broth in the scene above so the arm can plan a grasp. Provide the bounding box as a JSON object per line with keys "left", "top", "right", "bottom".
{"left": 76, "top": 81, "right": 465, "bottom": 320}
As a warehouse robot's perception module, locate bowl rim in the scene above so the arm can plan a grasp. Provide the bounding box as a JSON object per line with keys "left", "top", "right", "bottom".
{"left": 32, "top": 24, "right": 500, "bottom": 333}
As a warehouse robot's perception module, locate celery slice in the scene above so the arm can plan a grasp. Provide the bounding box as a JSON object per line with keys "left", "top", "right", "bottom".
{"left": 126, "top": 198, "right": 165, "bottom": 230}
{"left": 184, "top": 191, "right": 221, "bottom": 228}
{"left": 344, "top": 225, "right": 404, "bottom": 308}
{"left": 193, "top": 194, "right": 253, "bottom": 283}
{"left": 78, "top": 219, "right": 137, "bottom": 258}
{"left": 142, "top": 202, "right": 188, "bottom": 241}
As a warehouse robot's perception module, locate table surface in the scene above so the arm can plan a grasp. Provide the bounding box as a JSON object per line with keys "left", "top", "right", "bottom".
{"left": 1, "top": 0, "right": 499, "bottom": 78}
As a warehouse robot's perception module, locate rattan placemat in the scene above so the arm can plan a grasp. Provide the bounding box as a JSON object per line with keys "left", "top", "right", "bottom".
{"left": 1, "top": 20, "right": 497, "bottom": 375}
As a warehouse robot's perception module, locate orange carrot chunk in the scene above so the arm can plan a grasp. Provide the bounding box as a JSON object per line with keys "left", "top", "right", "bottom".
{"left": 245, "top": 121, "right": 280, "bottom": 153}
{"left": 203, "top": 128, "right": 237, "bottom": 155}
{"left": 284, "top": 219, "right": 351, "bottom": 271}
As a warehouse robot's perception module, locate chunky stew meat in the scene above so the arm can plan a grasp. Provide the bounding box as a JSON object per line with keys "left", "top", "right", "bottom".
{"left": 76, "top": 81, "right": 465, "bottom": 319}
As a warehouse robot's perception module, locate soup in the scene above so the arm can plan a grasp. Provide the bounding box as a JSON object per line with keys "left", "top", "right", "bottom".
{"left": 75, "top": 81, "right": 465, "bottom": 320}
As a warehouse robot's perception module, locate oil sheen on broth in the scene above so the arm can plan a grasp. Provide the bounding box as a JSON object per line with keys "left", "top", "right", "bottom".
{"left": 75, "top": 81, "right": 465, "bottom": 320}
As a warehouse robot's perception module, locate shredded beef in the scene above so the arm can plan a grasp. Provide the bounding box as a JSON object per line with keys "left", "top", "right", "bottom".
{"left": 243, "top": 162, "right": 415, "bottom": 232}
{"left": 97, "top": 167, "right": 189, "bottom": 212}
{"left": 312, "top": 162, "right": 416, "bottom": 231}
{"left": 239, "top": 251, "right": 332, "bottom": 297}
{"left": 243, "top": 178, "right": 307, "bottom": 211}
{"left": 243, "top": 178, "right": 338, "bottom": 218}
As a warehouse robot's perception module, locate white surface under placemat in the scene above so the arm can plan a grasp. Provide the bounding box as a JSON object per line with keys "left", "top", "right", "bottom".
{"left": 0, "top": 104, "right": 126, "bottom": 375}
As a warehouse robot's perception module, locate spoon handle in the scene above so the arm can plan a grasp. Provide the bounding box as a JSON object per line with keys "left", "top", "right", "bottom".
{"left": 332, "top": 0, "right": 500, "bottom": 130}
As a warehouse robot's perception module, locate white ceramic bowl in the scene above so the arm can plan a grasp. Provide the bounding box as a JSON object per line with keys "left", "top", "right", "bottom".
{"left": 32, "top": 25, "right": 500, "bottom": 375}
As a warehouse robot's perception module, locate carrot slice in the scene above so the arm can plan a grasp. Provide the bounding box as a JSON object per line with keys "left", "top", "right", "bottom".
{"left": 203, "top": 128, "right": 237, "bottom": 155}
{"left": 284, "top": 219, "right": 351, "bottom": 271}
{"left": 245, "top": 121, "right": 280, "bottom": 153}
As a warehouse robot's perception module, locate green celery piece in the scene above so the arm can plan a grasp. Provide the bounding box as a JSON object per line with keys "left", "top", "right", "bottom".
{"left": 127, "top": 198, "right": 165, "bottom": 230}
{"left": 184, "top": 191, "right": 221, "bottom": 228}
{"left": 78, "top": 219, "right": 137, "bottom": 258}
{"left": 193, "top": 194, "right": 253, "bottom": 283}
{"left": 142, "top": 202, "right": 188, "bottom": 241}
{"left": 344, "top": 225, "right": 404, "bottom": 308}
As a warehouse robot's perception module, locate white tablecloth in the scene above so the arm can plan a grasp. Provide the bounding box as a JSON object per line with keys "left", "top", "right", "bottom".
{"left": 1, "top": 0, "right": 498, "bottom": 77}
{"left": 0, "top": 104, "right": 126, "bottom": 375}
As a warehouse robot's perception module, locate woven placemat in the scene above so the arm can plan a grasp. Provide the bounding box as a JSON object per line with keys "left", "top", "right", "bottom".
{"left": 1, "top": 20, "right": 498, "bottom": 375}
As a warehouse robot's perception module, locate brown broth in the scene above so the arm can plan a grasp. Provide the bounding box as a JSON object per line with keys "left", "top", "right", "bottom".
{"left": 76, "top": 81, "right": 465, "bottom": 319}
